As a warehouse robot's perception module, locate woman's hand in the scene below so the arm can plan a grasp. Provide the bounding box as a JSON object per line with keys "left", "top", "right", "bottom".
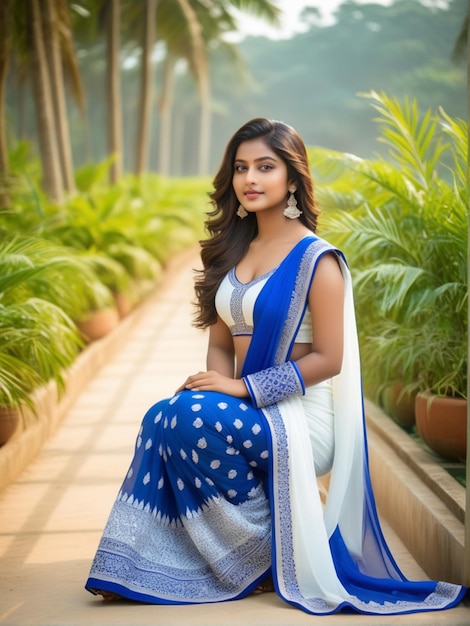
{"left": 175, "top": 371, "right": 248, "bottom": 398}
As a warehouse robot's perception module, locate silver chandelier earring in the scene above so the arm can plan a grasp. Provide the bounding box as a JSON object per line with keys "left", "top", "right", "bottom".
{"left": 237, "top": 204, "right": 248, "bottom": 219}
{"left": 283, "top": 185, "right": 302, "bottom": 219}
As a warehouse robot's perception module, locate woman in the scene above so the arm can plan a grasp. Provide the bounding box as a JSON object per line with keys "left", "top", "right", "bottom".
{"left": 86, "top": 118, "right": 466, "bottom": 614}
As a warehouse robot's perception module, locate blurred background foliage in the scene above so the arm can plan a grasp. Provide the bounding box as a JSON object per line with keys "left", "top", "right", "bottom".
{"left": 1, "top": 0, "right": 466, "bottom": 190}
{"left": 0, "top": 0, "right": 466, "bottom": 415}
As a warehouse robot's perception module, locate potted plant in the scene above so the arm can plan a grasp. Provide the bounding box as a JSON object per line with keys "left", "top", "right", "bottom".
{"left": 0, "top": 298, "right": 83, "bottom": 442}
{"left": 317, "top": 92, "right": 467, "bottom": 458}
{"left": 43, "top": 187, "right": 162, "bottom": 322}
{"left": 0, "top": 237, "right": 96, "bottom": 443}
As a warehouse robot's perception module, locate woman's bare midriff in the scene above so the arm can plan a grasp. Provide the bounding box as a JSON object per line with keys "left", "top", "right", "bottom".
{"left": 234, "top": 336, "right": 312, "bottom": 378}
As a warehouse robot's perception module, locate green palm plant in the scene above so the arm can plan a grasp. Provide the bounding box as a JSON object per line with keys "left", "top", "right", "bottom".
{"left": 0, "top": 298, "right": 79, "bottom": 408}
{"left": 123, "top": 174, "right": 208, "bottom": 262}
{"left": 2, "top": 164, "right": 206, "bottom": 304}
{"left": 41, "top": 170, "right": 206, "bottom": 310}
{"left": 45, "top": 193, "right": 135, "bottom": 292}
{"left": 0, "top": 235, "right": 111, "bottom": 316}
{"left": 0, "top": 237, "right": 96, "bottom": 410}
{"left": 318, "top": 91, "right": 467, "bottom": 400}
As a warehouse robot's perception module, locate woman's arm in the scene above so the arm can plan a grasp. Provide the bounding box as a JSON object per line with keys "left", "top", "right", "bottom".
{"left": 295, "top": 252, "right": 345, "bottom": 386}
{"left": 206, "top": 316, "right": 235, "bottom": 377}
{"left": 176, "top": 316, "right": 248, "bottom": 397}
{"left": 241, "top": 252, "right": 344, "bottom": 408}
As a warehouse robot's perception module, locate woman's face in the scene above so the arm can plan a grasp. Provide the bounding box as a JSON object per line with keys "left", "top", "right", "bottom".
{"left": 232, "top": 138, "right": 291, "bottom": 217}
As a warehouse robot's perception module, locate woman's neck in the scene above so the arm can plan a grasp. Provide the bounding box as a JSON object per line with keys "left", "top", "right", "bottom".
{"left": 254, "top": 212, "right": 310, "bottom": 243}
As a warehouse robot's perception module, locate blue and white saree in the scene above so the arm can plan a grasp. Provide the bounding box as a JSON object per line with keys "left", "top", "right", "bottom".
{"left": 86, "top": 236, "right": 466, "bottom": 614}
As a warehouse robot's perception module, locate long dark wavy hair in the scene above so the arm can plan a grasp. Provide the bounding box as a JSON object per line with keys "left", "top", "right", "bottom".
{"left": 193, "top": 117, "right": 320, "bottom": 329}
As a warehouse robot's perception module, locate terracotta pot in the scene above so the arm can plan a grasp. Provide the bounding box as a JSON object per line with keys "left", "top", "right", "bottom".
{"left": 0, "top": 405, "right": 20, "bottom": 446}
{"left": 113, "top": 292, "right": 134, "bottom": 319}
{"left": 415, "top": 390, "right": 467, "bottom": 461}
{"left": 77, "top": 307, "right": 120, "bottom": 342}
{"left": 380, "top": 383, "right": 416, "bottom": 430}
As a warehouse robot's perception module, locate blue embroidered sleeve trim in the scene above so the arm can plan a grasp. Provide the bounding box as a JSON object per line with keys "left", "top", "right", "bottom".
{"left": 243, "top": 361, "right": 305, "bottom": 408}
{"left": 291, "top": 361, "right": 305, "bottom": 395}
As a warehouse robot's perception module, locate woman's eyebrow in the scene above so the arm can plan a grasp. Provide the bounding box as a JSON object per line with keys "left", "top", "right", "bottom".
{"left": 234, "top": 156, "right": 278, "bottom": 163}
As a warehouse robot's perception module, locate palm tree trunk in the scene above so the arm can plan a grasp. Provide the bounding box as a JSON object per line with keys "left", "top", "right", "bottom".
{"left": 158, "top": 55, "right": 175, "bottom": 176}
{"left": 135, "top": 0, "right": 157, "bottom": 175}
{"left": 42, "top": 0, "right": 76, "bottom": 193}
{"left": 172, "top": 107, "right": 185, "bottom": 175}
{"left": 107, "top": 0, "right": 123, "bottom": 183}
{"left": 175, "top": 0, "right": 209, "bottom": 177}
{"left": 30, "top": 0, "right": 63, "bottom": 202}
{"left": 197, "top": 74, "right": 211, "bottom": 176}
{"left": 0, "top": 0, "right": 11, "bottom": 205}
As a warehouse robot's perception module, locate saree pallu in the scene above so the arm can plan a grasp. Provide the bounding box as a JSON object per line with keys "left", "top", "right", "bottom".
{"left": 86, "top": 236, "right": 466, "bottom": 614}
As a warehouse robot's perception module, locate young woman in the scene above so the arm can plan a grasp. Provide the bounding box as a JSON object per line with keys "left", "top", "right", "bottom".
{"left": 85, "top": 118, "right": 466, "bottom": 615}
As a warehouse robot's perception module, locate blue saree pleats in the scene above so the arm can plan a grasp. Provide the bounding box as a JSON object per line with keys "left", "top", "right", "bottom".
{"left": 86, "top": 391, "right": 273, "bottom": 602}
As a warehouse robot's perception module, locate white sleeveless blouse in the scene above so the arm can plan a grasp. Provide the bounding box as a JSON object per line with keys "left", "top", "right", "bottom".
{"left": 215, "top": 267, "right": 312, "bottom": 342}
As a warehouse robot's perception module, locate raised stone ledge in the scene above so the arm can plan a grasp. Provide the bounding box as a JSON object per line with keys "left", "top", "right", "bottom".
{"left": 366, "top": 398, "right": 465, "bottom": 585}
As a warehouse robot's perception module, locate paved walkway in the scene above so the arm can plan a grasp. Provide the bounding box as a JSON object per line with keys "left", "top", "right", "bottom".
{"left": 0, "top": 249, "right": 468, "bottom": 625}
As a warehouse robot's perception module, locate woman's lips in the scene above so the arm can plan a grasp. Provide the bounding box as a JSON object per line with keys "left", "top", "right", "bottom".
{"left": 244, "top": 191, "right": 262, "bottom": 199}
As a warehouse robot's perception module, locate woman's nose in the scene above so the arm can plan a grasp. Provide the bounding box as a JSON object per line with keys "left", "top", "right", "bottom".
{"left": 245, "top": 166, "right": 257, "bottom": 184}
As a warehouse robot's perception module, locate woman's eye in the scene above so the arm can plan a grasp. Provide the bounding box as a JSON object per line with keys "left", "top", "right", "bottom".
{"left": 234, "top": 163, "right": 273, "bottom": 172}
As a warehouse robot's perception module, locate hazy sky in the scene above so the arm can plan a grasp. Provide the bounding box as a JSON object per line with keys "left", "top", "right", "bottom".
{"left": 235, "top": 0, "right": 387, "bottom": 38}
{"left": 235, "top": 0, "right": 448, "bottom": 39}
